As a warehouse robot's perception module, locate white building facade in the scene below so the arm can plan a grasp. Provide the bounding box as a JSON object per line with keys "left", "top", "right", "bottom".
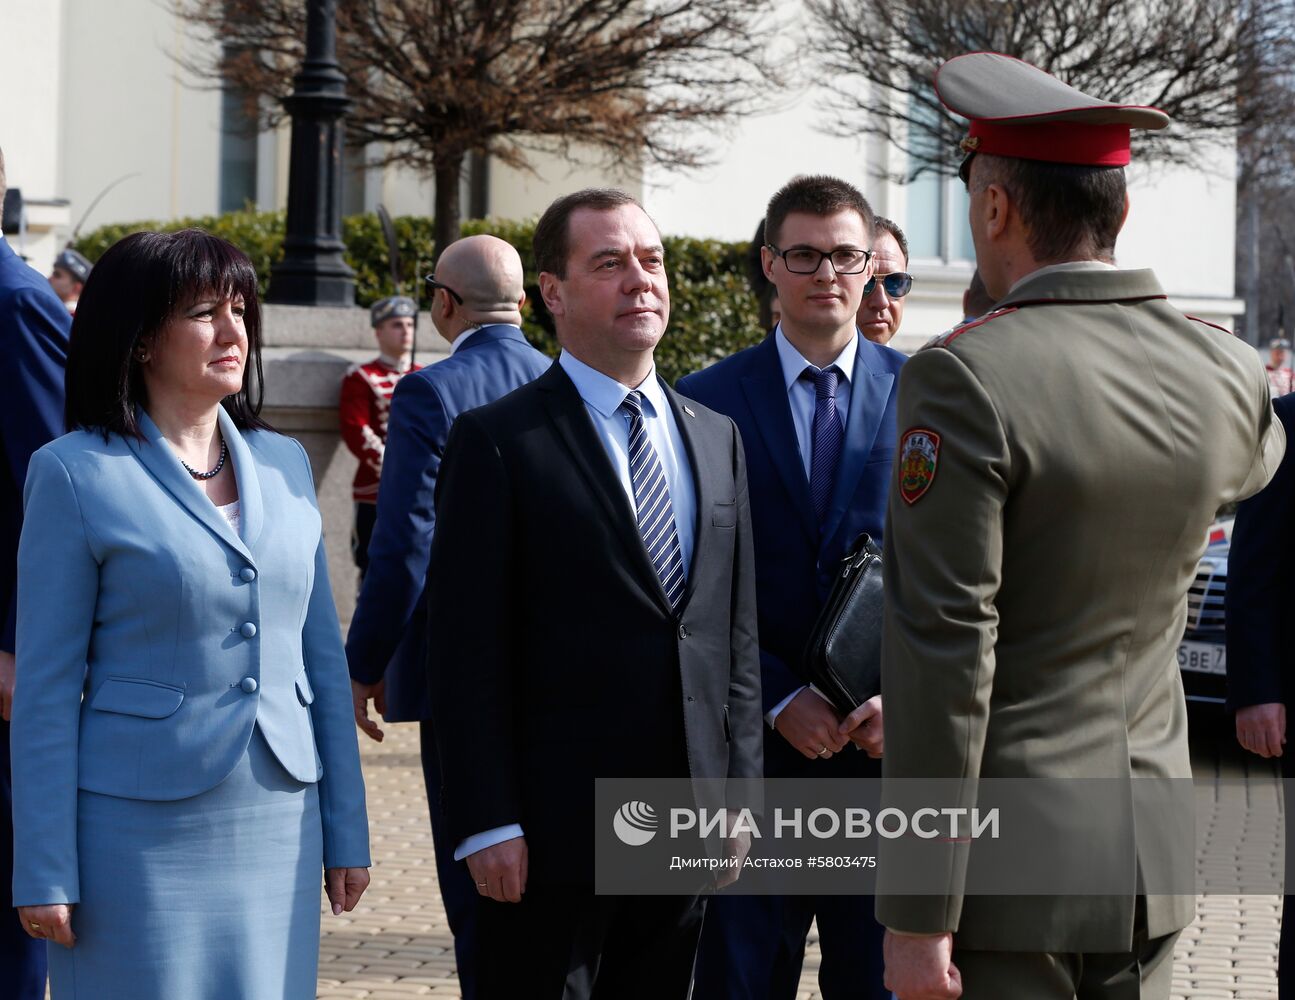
{"left": 1, "top": 0, "right": 1243, "bottom": 346}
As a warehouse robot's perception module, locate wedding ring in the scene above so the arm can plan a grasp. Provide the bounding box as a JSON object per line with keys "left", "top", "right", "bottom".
{"left": 28, "top": 921, "right": 40, "bottom": 930}
{"left": 816, "top": 746, "right": 828, "bottom": 756}
{"left": 476, "top": 881, "right": 488, "bottom": 887}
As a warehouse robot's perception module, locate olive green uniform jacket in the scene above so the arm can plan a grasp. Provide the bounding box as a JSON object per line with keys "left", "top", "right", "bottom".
{"left": 876, "top": 264, "right": 1285, "bottom": 952}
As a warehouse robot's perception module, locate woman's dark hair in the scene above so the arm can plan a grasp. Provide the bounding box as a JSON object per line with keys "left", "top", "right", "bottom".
{"left": 65, "top": 228, "right": 271, "bottom": 437}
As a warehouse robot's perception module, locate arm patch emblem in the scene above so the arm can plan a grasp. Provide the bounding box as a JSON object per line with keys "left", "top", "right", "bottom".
{"left": 899, "top": 428, "right": 941, "bottom": 505}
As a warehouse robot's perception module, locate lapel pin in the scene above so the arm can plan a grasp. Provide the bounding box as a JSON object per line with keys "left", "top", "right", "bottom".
{"left": 683, "top": 404, "right": 696, "bottom": 418}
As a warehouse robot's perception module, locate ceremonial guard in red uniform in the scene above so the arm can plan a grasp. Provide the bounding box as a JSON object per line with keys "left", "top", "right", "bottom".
{"left": 47, "top": 249, "right": 91, "bottom": 317}
{"left": 1267, "top": 337, "right": 1293, "bottom": 397}
{"left": 339, "top": 295, "right": 422, "bottom": 580}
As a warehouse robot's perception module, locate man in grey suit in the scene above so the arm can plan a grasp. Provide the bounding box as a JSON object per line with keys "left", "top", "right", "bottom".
{"left": 347, "top": 234, "right": 550, "bottom": 999}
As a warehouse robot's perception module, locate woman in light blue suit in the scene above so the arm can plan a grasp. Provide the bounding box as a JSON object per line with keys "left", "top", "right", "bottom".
{"left": 9, "top": 230, "right": 371, "bottom": 999}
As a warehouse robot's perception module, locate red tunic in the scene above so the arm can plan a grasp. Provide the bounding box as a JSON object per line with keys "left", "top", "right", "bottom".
{"left": 339, "top": 357, "right": 422, "bottom": 502}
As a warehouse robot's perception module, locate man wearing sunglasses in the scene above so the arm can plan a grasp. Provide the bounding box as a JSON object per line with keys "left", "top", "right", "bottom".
{"left": 856, "top": 217, "right": 913, "bottom": 346}
{"left": 679, "top": 175, "right": 905, "bottom": 1000}
{"left": 346, "top": 234, "right": 550, "bottom": 1000}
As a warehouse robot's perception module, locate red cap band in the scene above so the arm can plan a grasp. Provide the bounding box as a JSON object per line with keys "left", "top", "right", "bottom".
{"left": 968, "top": 119, "right": 1131, "bottom": 167}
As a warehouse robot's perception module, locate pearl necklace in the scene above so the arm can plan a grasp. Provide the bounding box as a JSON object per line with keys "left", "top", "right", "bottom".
{"left": 181, "top": 439, "right": 228, "bottom": 480}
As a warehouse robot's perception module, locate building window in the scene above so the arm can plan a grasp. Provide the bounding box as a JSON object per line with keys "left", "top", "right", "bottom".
{"left": 906, "top": 94, "right": 974, "bottom": 262}
{"left": 906, "top": 169, "right": 975, "bottom": 262}
{"left": 219, "top": 82, "right": 258, "bottom": 213}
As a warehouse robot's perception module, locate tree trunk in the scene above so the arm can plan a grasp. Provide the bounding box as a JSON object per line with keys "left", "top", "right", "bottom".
{"left": 433, "top": 153, "right": 464, "bottom": 264}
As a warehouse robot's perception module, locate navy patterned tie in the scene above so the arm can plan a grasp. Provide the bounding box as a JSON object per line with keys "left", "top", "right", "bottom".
{"left": 805, "top": 365, "right": 845, "bottom": 524}
{"left": 621, "top": 391, "right": 687, "bottom": 609}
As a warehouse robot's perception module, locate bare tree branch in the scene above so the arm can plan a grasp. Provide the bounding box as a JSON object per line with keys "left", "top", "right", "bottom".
{"left": 173, "top": 0, "right": 778, "bottom": 250}
{"left": 802, "top": 0, "right": 1295, "bottom": 181}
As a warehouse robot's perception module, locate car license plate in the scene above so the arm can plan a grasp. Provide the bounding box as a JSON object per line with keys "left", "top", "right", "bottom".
{"left": 1177, "top": 641, "right": 1226, "bottom": 675}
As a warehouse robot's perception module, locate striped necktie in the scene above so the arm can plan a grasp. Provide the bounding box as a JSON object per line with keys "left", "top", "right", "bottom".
{"left": 805, "top": 365, "right": 845, "bottom": 525}
{"left": 621, "top": 390, "right": 687, "bottom": 609}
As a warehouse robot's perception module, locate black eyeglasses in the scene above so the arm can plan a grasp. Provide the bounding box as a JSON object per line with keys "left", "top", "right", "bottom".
{"left": 424, "top": 274, "right": 464, "bottom": 305}
{"left": 862, "top": 272, "right": 914, "bottom": 298}
{"left": 766, "top": 244, "right": 874, "bottom": 276}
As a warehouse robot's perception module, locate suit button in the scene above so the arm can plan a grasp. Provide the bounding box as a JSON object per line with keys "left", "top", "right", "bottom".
{"left": 240, "top": 676, "right": 258, "bottom": 694}
{"left": 678, "top": 624, "right": 689, "bottom": 640}
{"left": 240, "top": 567, "right": 257, "bottom": 582}
{"left": 240, "top": 622, "right": 258, "bottom": 638}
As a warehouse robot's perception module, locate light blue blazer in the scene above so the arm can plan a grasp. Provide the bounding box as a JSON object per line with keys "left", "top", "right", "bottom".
{"left": 10, "top": 407, "right": 370, "bottom": 906}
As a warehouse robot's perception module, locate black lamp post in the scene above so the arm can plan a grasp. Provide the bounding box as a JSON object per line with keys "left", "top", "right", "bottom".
{"left": 269, "top": 0, "right": 356, "bottom": 306}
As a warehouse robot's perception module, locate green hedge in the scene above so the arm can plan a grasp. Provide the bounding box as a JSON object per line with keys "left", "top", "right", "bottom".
{"left": 74, "top": 210, "right": 762, "bottom": 384}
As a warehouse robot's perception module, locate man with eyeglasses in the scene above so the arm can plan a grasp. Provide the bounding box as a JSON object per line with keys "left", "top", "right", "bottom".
{"left": 346, "top": 234, "right": 549, "bottom": 1000}
{"left": 679, "top": 174, "right": 905, "bottom": 1000}
{"left": 856, "top": 217, "right": 913, "bottom": 346}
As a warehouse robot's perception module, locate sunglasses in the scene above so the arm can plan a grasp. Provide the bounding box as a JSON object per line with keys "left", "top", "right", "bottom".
{"left": 423, "top": 274, "right": 464, "bottom": 305}
{"left": 862, "top": 272, "right": 914, "bottom": 298}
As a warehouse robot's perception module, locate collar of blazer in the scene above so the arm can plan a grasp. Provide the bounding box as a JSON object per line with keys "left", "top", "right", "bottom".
{"left": 536, "top": 362, "right": 710, "bottom": 617}
{"left": 995, "top": 266, "right": 1167, "bottom": 310}
{"left": 126, "top": 405, "right": 265, "bottom": 562}
{"left": 455, "top": 323, "right": 530, "bottom": 353}
{"left": 740, "top": 333, "right": 896, "bottom": 552}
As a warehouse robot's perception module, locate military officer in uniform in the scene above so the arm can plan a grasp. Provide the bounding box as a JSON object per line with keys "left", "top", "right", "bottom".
{"left": 47, "top": 248, "right": 91, "bottom": 316}
{"left": 876, "top": 53, "right": 1285, "bottom": 1000}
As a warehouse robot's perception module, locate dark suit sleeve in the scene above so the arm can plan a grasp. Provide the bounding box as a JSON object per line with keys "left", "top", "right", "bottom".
{"left": 346, "top": 374, "right": 450, "bottom": 684}
{"left": 726, "top": 418, "right": 764, "bottom": 780}
{"left": 1226, "top": 394, "right": 1295, "bottom": 710}
{"left": 426, "top": 410, "right": 522, "bottom": 842}
{"left": 0, "top": 287, "right": 70, "bottom": 652}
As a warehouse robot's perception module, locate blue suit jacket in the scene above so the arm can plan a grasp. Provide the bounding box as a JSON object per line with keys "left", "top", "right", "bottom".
{"left": 11, "top": 407, "right": 370, "bottom": 906}
{"left": 346, "top": 324, "right": 551, "bottom": 721}
{"left": 678, "top": 332, "right": 905, "bottom": 773}
{"left": 1227, "top": 392, "right": 1295, "bottom": 710}
{"left": 0, "top": 238, "right": 69, "bottom": 653}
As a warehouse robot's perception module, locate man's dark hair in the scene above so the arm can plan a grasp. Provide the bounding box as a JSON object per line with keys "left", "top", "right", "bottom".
{"left": 972, "top": 154, "right": 1126, "bottom": 263}
{"left": 746, "top": 217, "right": 778, "bottom": 328}
{"left": 534, "top": 188, "right": 645, "bottom": 278}
{"left": 764, "top": 175, "right": 875, "bottom": 247}
{"left": 65, "top": 228, "right": 271, "bottom": 439}
{"left": 874, "top": 216, "right": 909, "bottom": 265}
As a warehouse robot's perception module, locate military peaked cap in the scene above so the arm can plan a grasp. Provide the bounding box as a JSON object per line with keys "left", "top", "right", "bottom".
{"left": 935, "top": 53, "right": 1170, "bottom": 180}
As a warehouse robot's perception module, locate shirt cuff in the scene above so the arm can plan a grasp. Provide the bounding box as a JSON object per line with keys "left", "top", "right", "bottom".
{"left": 765, "top": 685, "right": 807, "bottom": 729}
{"left": 454, "top": 824, "right": 525, "bottom": 861}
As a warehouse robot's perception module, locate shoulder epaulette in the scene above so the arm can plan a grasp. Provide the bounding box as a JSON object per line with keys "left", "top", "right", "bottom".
{"left": 1184, "top": 314, "right": 1234, "bottom": 336}
{"left": 920, "top": 306, "right": 1019, "bottom": 351}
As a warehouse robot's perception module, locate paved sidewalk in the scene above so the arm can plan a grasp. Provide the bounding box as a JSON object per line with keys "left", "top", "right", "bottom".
{"left": 319, "top": 721, "right": 1285, "bottom": 999}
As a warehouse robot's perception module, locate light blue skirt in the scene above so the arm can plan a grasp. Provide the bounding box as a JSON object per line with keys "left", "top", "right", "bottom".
{"left": 48, "top": 727, "right": 323, "bottom": 1000}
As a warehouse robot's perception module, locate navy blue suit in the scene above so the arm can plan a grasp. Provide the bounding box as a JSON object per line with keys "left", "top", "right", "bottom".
{"left": 345, "top": 324, "right": 549, "bottom": 997}
{"left": 678, "top": 331, "right": 904, "bottom": 1000}
{"left": 1226, "top": 391, "right": 1295, "bottom": 998}
{"left": 0, "top": 236, "right": 69, "bottom": 1000}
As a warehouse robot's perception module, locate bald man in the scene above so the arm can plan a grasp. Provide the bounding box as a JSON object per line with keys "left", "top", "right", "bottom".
{"left": 346, "top": 235, "right": 551, "bottom": 998}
